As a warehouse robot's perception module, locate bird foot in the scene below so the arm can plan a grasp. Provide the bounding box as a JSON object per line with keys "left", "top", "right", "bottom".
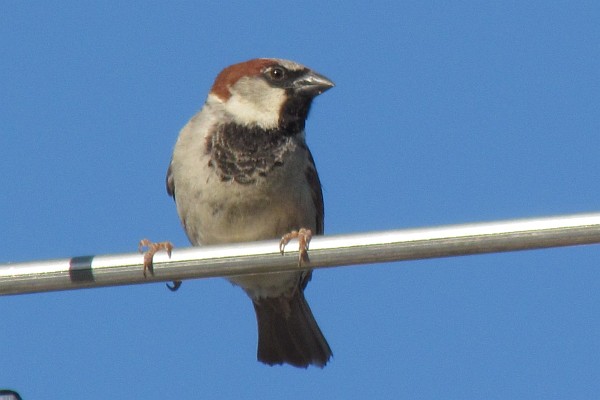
{"left": 279, "top": 228, "right": 313, "bottom": 266}
{"left": 138, "top": 239, "right": 173, "bottom": 277}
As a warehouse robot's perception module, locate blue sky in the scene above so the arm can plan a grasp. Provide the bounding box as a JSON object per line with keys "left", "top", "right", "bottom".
{"left": 2, "top": 1, "right": 600, "bottom": 398}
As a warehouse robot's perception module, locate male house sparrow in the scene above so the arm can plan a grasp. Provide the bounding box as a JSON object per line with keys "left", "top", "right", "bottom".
{"left": 165, "top": 58, "right": 334, "bottom": 368}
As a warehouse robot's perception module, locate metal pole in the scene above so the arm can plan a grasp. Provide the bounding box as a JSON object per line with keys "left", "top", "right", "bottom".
{"left": 2, "top": 212, "right": 600, "bottom": 296}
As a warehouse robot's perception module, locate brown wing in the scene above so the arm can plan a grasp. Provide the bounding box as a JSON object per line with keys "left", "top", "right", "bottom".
{"left": 300, "top": 148, "right": 324, "bottom": 291}
{"left": 305, "top": 148, "right": 324, "bottom": 235}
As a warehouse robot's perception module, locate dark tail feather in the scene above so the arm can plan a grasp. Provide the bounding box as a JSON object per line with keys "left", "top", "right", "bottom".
{"left": 252, "top": 290, "right": 332, "bottom": 368}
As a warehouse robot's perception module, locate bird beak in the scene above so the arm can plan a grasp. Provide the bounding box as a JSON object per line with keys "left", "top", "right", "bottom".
{"left": 293, "top": 70, "right": 335, "bottom": 96}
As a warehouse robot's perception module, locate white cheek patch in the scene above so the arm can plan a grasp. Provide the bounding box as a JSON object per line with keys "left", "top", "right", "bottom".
{"left": 224, "top": 78, "right": 286, "bottom": 129}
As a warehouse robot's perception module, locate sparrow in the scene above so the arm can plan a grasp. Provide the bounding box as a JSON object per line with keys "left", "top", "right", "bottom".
{"left": 165, "top": 58, "right": 334, "bottom": 368}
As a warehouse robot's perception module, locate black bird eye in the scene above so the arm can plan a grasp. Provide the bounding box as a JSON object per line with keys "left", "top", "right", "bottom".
{"left": 268, "top": 67, "right": 286, "bottom": 81}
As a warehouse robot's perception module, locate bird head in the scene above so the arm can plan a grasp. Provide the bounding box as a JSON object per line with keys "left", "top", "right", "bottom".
{"left": 209, "top": 58, "right": 334, "bottom": 130}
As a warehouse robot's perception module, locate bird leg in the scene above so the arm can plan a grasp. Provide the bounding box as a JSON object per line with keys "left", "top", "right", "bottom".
{"left": 279, "top": 228, "right": 313, "bottom": 266}
{"left": 138, "top": 239, "right": 173, "bottom": 277}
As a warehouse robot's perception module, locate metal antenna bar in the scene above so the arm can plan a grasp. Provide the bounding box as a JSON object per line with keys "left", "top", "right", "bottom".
{"left": 2, "top": 212, "right": 600, "bottom": 295}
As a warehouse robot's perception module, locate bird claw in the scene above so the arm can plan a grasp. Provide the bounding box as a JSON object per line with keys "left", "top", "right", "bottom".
{"left": 138, "top": 239, "right": 173, "bottom": 277}
{"left": 166, "top": 280, "right": 183, "bottom": 291}
{"left": 279, "top": 228, "right": 312, "bottom": 266}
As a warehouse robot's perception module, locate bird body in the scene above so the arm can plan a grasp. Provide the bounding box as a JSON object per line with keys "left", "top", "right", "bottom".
{"left": 167, "top": 58, "right": 334, "bottom": 367}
